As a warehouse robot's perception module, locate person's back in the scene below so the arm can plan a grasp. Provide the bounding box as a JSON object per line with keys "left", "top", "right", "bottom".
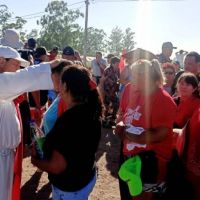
{"left": 175, "top": 50, "right": 188, "bottom": 69}
{"left": 18, "top": 49, "right": 34, "bottom": 62}
{"left": 185, "top": 105, "right": 200, "bottom": 200}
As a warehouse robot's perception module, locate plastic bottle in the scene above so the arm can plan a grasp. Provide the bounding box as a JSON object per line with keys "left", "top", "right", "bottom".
{"left": 30, "top": 120, "right": 45, "bottom": 159}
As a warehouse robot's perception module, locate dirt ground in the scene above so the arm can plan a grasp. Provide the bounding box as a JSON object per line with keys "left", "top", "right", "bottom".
{"left": 21, "top": 127, "right": 121, "bottom": 200}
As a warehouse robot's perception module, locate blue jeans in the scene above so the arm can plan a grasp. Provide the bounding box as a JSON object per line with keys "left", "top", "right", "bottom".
{"left": 52, "top": 174, "right": 96, "bottom": 200}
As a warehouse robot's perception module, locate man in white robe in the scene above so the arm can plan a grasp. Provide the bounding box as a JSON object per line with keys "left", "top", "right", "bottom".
{"left": 0, "top": 46, "right": 57, "bottom": 200}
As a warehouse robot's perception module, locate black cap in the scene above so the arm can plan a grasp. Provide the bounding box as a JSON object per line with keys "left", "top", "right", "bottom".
{"left": 162, "top": 42, "right": 177, "bottom": 49}
{"left": 35, "top": 46, "right": 49, "bottom": 58}
{"left": 62, "top": 46, "right": 75, "bottom": 56}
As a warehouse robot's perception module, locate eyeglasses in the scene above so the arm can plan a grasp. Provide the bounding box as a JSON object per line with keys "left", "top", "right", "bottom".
{"left": 164, "top": 71, "right": 174, "bottom": 75}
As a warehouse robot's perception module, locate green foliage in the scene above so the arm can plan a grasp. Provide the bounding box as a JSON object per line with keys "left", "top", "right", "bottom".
{"left": 0, "top": 2, "right": 136, "bottom": 56}
{"left": 27, "top": 29, "right": 39, "bottom": 40}
{"left": 108, "top": 26, "right": 136, "bottom": 55}
{"left": 37, "top": 1, "right": 83, "bottom": 51}
{"left": 122, "top": 28, "right": 136, "bottom": 52}
{"left": 0, "top": 4, "right": 27, "bottom": 38}
{"left": 107, "top": 26, "right": 123, "bottom": 56}
{"left": 85, "top": 27, "right": 107, "bottom": 56}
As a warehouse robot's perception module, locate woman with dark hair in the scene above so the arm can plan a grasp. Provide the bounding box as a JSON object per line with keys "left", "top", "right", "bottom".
{"left": 31, "top": 65, "right": 102, "bottom": 200}
{"left": 173, "top": 72, "right": 200, "bottom": 128}
{"left": 42, "top": 60, "right": 73, "bottom": 135}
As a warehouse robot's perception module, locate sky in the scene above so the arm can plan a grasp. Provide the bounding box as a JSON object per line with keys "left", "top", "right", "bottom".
{"left": 2, "top": 0, "right": 200, "bottom": 56}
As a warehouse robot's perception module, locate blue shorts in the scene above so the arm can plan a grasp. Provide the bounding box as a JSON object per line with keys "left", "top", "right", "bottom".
{"left": 52, "top": 174, "right": 96, "bottom": 200}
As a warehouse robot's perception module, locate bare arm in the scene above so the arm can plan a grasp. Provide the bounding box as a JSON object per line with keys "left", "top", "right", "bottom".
{"left": 125, "top": 127, "right": 169, "bottom": 145}
{"left": 31, "top": 150, "right": 67, "bottom": 174}
{"left": 115, "top": 121, "right": 169, "bottom": 145}
{"left": 0, "top": 59, "right": 66, "bottom": 101}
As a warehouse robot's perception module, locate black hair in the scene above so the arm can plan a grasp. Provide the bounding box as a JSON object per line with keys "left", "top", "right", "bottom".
{"left": 18, "top": 49, "right": 34, "bottom": 61}
{"left": 51, "top": 60, "right": 73, "bottom": 74}
{"left": 185, "top": 51, "right": 200, "bottom": 63}
{"left": 177, "top": 72, "right": 199, "bottom": 97}
{"left": 61, "top": 65, "right": 103, "bottom": 119}
{"left": 96, "top": 51, "right": 102, "bottom": 56}
{"left": 111, "top": 56, "right": 120, "bottom": 64}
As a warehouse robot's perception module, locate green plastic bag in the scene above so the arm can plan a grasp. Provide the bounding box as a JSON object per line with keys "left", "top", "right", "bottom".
{"left": 118, "top": 155, "right": 142, "bottom": 196}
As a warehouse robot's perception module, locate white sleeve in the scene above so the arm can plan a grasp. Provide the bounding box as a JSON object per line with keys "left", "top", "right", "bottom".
{"left": 0, "top": 63, "right": 53, "bottom": 101}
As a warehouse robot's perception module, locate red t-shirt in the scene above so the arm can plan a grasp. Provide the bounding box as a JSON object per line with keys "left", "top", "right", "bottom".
{"left": 48, "top": 54, "right": 57, "bottom": 61}
{"left": 120, "top": 84, "right": 177, "bottom": 161}
{"left": 57, "top": 97, "right": 67, "bottom": 117}
{"left": 186, "top": 105, "right": 200, "bottom": 176}
{"left": 174, "top": 96, "right": 200, "bottom": 128}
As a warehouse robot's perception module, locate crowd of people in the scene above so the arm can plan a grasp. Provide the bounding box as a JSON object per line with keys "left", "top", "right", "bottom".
{"left": 0, "top": 28, "right": 200, "bottom": 200}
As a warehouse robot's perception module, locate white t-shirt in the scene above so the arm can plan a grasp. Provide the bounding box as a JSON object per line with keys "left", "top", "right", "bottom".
{"left": 175, "top": 52, "right": 187, "bottom": 68}
{"left": 91, "top": 59, "right": 107, "bottom": 77}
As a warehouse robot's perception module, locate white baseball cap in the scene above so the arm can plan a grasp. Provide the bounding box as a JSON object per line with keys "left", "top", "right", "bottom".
{"left": 0, "top": 29, "right": 24, "bottom": 49}
{"left": 0, "top": 46, "right": 29, "bottom": 67}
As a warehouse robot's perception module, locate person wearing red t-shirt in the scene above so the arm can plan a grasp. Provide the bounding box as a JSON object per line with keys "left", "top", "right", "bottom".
{"left": 115, "top": 59, "right": 177, "bottom": 200}
{"left": 48, "top": 46, "right": 59, "bottom": 61}
{"left": 173, "top": 72, "right": 200, "bottom": 128}
{"left": 162, "top": 62, "right": 176, "bottom": 95}
{"left": 184, "top": 105, "right": 200, "bottom": 200}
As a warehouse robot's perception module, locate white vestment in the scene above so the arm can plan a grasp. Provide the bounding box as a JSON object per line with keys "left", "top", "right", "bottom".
{"left": 0, "top": 63, "right": 53, "bottom": 200}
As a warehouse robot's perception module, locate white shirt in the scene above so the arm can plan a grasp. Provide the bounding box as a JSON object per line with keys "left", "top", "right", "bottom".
{"left": 0, "top": 63, "right": 53, "bottom": 149}
{"left": 175, "top": 52, "right": 187, "bottom": 68}
{"left": 91, "top": 59, "right": 107, "bottom": 77}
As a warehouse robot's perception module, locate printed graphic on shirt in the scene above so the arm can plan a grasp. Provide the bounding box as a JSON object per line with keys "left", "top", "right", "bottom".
{"left": 123, "top": 106, "right": 146, "bottom": 152}
{"left": 123, "top": 106, "right": 142, "bottom": 125}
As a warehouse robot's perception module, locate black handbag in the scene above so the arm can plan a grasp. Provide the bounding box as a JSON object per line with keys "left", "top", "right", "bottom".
{"left": 139, "top": 150, "right": 158, "bottom": 184}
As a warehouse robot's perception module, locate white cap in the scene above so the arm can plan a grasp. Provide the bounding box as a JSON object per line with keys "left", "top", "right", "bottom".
{"left": 0, "top": 46, "right": 29, "bottom": 67}
{"left": 0, "top": 29, "right": 24, "bottom": 49}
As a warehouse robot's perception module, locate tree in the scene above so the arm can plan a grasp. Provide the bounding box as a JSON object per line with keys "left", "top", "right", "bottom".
{"left": 37, "top": 1, "right": 84, "bottom": 50}
{"left": 27, "top": 29, "right": 39, "bottom": 40}
{"left": 84, "top": 27, "right": 107, "bottom": 56}
{"left": 122, "top": 28, "right": 136, "bottom": 52}
{"left": 106, "top": 27, "right": 136, "bottom": 55}
{"left": 0, "top": 5, "right": 26, "bottom": 38}
{"left": 107, "top": 26, "right": 123, "bottom": 56}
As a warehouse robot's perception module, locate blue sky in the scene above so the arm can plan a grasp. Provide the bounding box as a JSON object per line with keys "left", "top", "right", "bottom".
{"left": 3, "top": 0, "right": 200, "bottom": 56}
